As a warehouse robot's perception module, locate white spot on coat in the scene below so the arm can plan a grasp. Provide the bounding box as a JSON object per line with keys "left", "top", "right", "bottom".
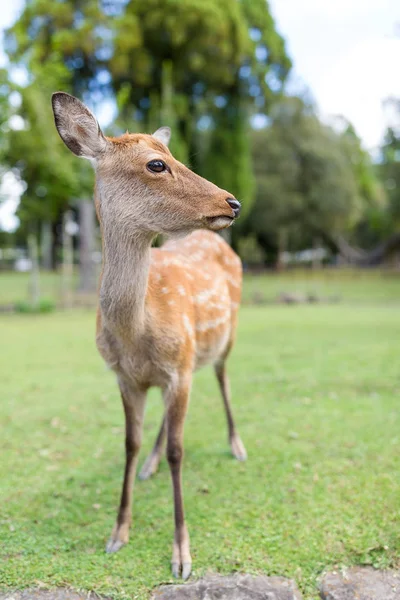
{"left": 183, "top": 314, "right": 194, "bottom": 338}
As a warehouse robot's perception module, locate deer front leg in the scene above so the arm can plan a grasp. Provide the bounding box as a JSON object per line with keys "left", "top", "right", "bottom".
{"left": 106, "top": 379, "right": 146, "bottom": 554}
{"left": 166, "top": 377, "right": 192, "bottom": 580}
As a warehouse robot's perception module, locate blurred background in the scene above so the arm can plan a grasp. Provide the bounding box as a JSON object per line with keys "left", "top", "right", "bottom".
{"left": 0, "top": 0, "right": 399, "bottom": 309}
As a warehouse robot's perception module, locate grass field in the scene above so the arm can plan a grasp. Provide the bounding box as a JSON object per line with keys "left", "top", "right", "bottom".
{"left": 1, "top": 284, "right": 400, "bottom": 599}
{"left": 1, "top": 267, "right": 400, "bottom": 306}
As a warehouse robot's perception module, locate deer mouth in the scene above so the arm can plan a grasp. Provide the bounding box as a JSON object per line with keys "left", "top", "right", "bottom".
{"left": 205, "top": 215, "right": 234, "bottom": 231}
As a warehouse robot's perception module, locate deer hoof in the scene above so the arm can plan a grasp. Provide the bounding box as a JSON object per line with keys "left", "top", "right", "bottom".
{"left": 105, "top": 523, "right": 129, "bottom": 553}
{"left": 171, "top": 561, "right": 192, "bottom": 580}
{"left": 171, "top": 561, "right": 180, "bottom": 578}
{"left": 230, "top": 434, "right": 247, "bottom": 461}
{"left": 138, "top": 453, "right": 160, "bottom": 480}
{"left": 182, "top": 561, "right": 192, "bottom": 580}
{"left": 105, "top": 538, "right": 125, "bottom": 553}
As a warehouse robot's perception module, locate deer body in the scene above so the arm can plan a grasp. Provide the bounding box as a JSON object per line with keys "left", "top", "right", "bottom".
{"left": 52, "top": 93, "right": 246, "bottom": 580}
{"left": 97, "top": 231, "right": 241, "bottom": 380}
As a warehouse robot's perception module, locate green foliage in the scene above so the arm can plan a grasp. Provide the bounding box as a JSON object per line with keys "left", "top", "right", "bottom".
{"left": 239, "top": 0, "right": 291, "bottom": 104}
{"left": 339, "top": 121, "right": 382, "bottom": 209}
{"left": 335, "top": 119, "right": 388, "bottom": 248}
{"left": 237, "top": 234, "right": 265, "bottom": 266}
{"left": 112, "top": 0, "right": 248, "bottom": 92}
{"left": 0, "top": 65, "right": 93, "bottom": 237}
{"left": 380, "top": 124, "right": 400, "bottom": 229}
{"left": 0, "top": 69, "right": 13, "bottom": 166}
{"left": 4, "top": 0, "right": 291, "bottom": 239}
{"left": 158, "top": 60, "right": 188, "bottom": 163}
{"left": 246, "top": 97, "right": 383, "bottom": 259}
{"left": 4, "top": 0, "right": 110, "bottom": 97}
{"left": 14, "top": 298, "right": 55, "bottom": 313}
{"left": 202, "top": 99, "right": 255, "bottom": 214}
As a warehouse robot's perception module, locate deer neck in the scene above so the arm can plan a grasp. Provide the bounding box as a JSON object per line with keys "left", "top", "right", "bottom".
{"left": 97, "top": 190, "right": 154, "bottom": 339}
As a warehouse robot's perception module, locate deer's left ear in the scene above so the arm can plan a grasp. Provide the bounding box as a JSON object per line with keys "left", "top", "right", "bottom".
{"left": 152, "top": 126, "right": 171, "bottom": 147}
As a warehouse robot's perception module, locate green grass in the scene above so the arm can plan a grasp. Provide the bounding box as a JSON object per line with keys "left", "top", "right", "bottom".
{"left": 0, "top": 271, "right": 68, "bottom": 306}
{"left": 242, "top": 268, "right": 400, "bottom": 304}
{"left": 1, "top": 301, "right": 400, "bottom": 599}
{"left": 1, "top": 268, "right": 400, "bottom": 306}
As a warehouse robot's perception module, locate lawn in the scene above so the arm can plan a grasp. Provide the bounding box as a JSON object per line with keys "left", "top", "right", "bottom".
{"left": 1, "top": 267, "right": 400, "bottom": 306}
{"left": 1, "top": 300, "right": 400, "bottom": 599}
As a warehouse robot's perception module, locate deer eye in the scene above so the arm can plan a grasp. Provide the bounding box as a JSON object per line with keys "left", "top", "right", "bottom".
{"left": 147, "top": 159, "right": 167, "bottom": 173}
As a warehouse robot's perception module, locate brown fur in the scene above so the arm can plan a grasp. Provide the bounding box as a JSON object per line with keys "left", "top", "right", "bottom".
{"left": 51, "top": 92, "right": 247, "bottom": 579}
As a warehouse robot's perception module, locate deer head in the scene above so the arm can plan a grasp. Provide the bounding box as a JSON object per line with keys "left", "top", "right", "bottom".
{"left": 52, "top": 92, "right": 241, "bottom": 237}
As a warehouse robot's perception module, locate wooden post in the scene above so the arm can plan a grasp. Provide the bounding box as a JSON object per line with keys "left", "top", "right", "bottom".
{"left": 40, "top": 221, "right": 53, "bottom": 270}
{"left": 276, "top": 227, "right": 288, "bottom": 271}
{"left": 62, "top": 211, "right": 74, "bottom": 308}
{"left": 312, "top": 237, "right": 322, "bottom": 270}
{"left": 78, "top": 199, "right": 97, "bottom": 293}
{"left": 27, "top": 232, "right": 40, "bottom": 309}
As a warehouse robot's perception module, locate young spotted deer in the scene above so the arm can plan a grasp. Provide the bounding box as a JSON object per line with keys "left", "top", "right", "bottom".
{"left": 51, "top": 92, "right": 247, "bottom": 580}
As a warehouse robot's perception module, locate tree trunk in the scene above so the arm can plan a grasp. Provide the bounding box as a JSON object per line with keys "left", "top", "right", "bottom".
{"left": 334, "top": 233, "right": 400, "bottom": 266}
{"left": 78, "top": 199, "right": 96, "bottom": 293}
{"left": 312, "top": 236, "right": 322, "bottom": 270}
{"left": 276, "top": 227, "right": 288, "bottom": 271}
{"left": 62, "top": 211, "right": 74, "bottom": 308}
{"left": 40, "top": 221, "right": 53, "bottom": 270}
{"left": 51, "top": 220, "right": 59, "bottom": 270}
{"left": 27, "top": 232, "right": 40, "bottom": 308}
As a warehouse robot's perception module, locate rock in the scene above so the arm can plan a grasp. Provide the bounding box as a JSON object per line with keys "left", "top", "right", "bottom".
{"left": 153, "top": 574, "right": 302, "bottom": 599}
{"left": 320, "top": 567, "right": 400, "bottom": 600}
{"left": 277, "top": 292, "right": 307, "bottom": 304}
{"left": 0, "top": 591, "right": 110, "bottom": 600}
{"left": 250, "top": 291, "right": 267, "bottom": 305}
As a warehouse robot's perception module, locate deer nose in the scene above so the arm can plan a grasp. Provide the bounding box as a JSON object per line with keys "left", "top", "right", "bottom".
{"left": 226, "top": 198, "right": 241, "bottom": 218}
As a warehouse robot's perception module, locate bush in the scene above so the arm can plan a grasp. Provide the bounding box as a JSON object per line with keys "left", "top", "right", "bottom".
{"left": 237, "top": 235, "right": 265, "bottom": 266}
{"left": 14, "top": 299, "right": 56, "bottom": 314}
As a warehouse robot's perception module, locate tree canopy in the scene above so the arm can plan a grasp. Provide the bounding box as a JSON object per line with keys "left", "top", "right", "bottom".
{"left": 1, "top": 66, "right": 93, "bottom": 233}
{"left": 2, "top": 0, "right": 291, "bottom": 242}
{"left": 243, "top": 97, "right": 383, "bottom": 263}
{"left": 1, "top": 0, "right": 398, "bottom": 270}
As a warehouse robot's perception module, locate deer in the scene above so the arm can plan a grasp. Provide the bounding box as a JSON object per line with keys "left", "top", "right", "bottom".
{"left": 51, "top": 92, "right": 247, "bottom": 580}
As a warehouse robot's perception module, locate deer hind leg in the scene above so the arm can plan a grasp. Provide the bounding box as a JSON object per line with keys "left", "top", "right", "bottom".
{"left": 138, "top": 413, "right": 166, "bottom": 480}
{"left": 106, "top": 379, "right": 146, "bottom": 554}
{"left": 215, "top": 361, "right": 247, "bottom": 461}
{"left": 166, "top": 375, "right": 192, "bottom": 580}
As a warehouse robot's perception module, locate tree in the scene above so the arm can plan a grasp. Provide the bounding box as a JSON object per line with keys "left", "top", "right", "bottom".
{"left": 338, "top": 123, "right": 400, "bottom": 266}
{"left": 5, "top": 0, "right": 291, "bottom": 214}
{"left": 328, "top": 103, "right": 400, "bottom": 265}
{"left": 202, "top": 98, "right": 255, "bottom": 217}
{"left": 5, "top": 1, "right": 108, "bottom": 275}
{"left": 245, "top": 97, "right": 380, "bottom": 265}
{"left": 330, "top": 117, "right": 386, "bottom": 250}
{"left": 0, "top": 69, "right": 12, "bottom": 165}
{"left": 0, "top": 64, "right": 94, "bottom": 269}
{"left": 380, "top": 125, "right": 400, "bottom": 228}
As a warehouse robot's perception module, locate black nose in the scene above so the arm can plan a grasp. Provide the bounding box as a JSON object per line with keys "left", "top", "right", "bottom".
{"left": 226, "top": 197, "right": 241, "bottom": 218}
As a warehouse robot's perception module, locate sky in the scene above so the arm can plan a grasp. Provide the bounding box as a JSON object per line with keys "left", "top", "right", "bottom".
{"left": 269, "top": 0, "right": 400, "bottom": 150}
{"left": 0, "top": 0, "right": 400, "bottom": 230}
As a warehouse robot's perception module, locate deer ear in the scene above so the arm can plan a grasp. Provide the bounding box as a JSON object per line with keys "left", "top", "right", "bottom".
{"left": 152, "top": 126, "right": 171, "bottom": 147}
{"left": 51, "top": 92, "right": 108, "bottom": 159}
